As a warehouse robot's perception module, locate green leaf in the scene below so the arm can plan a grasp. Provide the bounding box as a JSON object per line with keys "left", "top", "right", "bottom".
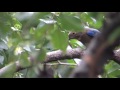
{"left": 67, "top": 59, "right": 76, "bottom": 65}
{"left": 58, "top": 14, "right": 84, "bottom": 31}
{"left": 13, "top": 18, "right": 22, "bottom": 30}
{"left": 80, "top": 12, "right": 104, "bottom": 29}
{"left": 51, "top": 25, "right": 68, "bottom": 51}
{"left": 105, "top": 61, "right": 120, "bottom": 77}
{"left": 0, "top": 62, "right": 16, "bottom": 78}
{"left": 30, "top": 27, "right": 35, "bottom": 34}
{"left": 108, "top": 70, "right": 120, "bottom": 78}
{"left": 93, "top": 21, "right": 102, "bottom": 29}
{"left": 37, "top": 48, "right": 46, "bottom": 62}
{"left": 69, "top": 39, "right": 85, "bottom": 49}
{"left": 80, "top": 12, "right": 95, "bottom": 25}
{"left": 34, "top": 22, "right": 54, "bottom": 41}
{"left": 0, "top": 13, "right": 13, "bottom": 38}
{"left": 19, "top": 52, "right": 31, "bottom": 68}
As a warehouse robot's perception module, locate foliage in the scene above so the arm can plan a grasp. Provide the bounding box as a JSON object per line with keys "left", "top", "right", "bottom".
{"left": 0, "top": 12, "right": 119, "bottom": 78}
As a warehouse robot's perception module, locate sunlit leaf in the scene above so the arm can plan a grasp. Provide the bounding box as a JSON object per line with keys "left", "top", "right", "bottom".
{"left": 12, "top": 18, "right": 22, "bottom": 30}
{"left": 51, "top": 12, "right": 60, "bottom": 16}
{"left": 39, "top": 19, "right": 57, "bottom": 24}
{"left": 14, "top": 46, "right": 23, "bottom": 55}
{"left": 69, "top": 39, "right": 85, "bottom": 49}
{"left": 11, "top": 27, "right": 20, "bottom": 31}
{"left": 23, "top": 45, "right": 31, "bottom": 52}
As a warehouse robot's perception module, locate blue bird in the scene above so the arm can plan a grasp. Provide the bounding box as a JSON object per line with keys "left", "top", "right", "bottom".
{"left": 69, "top": 27, "right": 100, "bottom": 46}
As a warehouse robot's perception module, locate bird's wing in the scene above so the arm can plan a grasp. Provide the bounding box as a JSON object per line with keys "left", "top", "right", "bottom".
{"left": 86, "top": 29, "right": 100, "bottom": 37}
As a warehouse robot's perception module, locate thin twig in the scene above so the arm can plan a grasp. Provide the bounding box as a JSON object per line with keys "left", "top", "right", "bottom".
{"left": 46, "top": 63, "right": 77, "bottom": 66}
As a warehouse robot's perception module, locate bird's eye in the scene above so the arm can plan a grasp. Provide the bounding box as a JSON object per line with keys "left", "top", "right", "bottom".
{"left": 72, "top": 33, "right": 75, "bottom": 34}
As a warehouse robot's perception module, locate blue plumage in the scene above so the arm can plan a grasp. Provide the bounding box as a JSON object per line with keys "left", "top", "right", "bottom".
{"left": 85, "top": 28, "right": 100, "bottom": 37}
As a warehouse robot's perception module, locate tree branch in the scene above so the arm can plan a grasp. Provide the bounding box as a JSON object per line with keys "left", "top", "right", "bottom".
{"left": 44, "top": 48, "right": 83, "bottom": 63}
{"left": 0, "top": 46, "right": 120, "bottom": 77}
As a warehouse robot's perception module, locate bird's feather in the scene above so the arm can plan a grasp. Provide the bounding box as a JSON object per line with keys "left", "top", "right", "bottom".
{"left": 86, "top": 29, "right": 100, "bottom": 37}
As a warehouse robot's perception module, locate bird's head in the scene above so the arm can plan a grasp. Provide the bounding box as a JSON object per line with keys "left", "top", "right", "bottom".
{"left": 69, "top": 32, "right": 83, "bottom": 40}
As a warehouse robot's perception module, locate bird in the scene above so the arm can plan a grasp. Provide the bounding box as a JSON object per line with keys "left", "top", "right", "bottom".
{"left": 69, "top": 27, "right": 101, "bottom": 46}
